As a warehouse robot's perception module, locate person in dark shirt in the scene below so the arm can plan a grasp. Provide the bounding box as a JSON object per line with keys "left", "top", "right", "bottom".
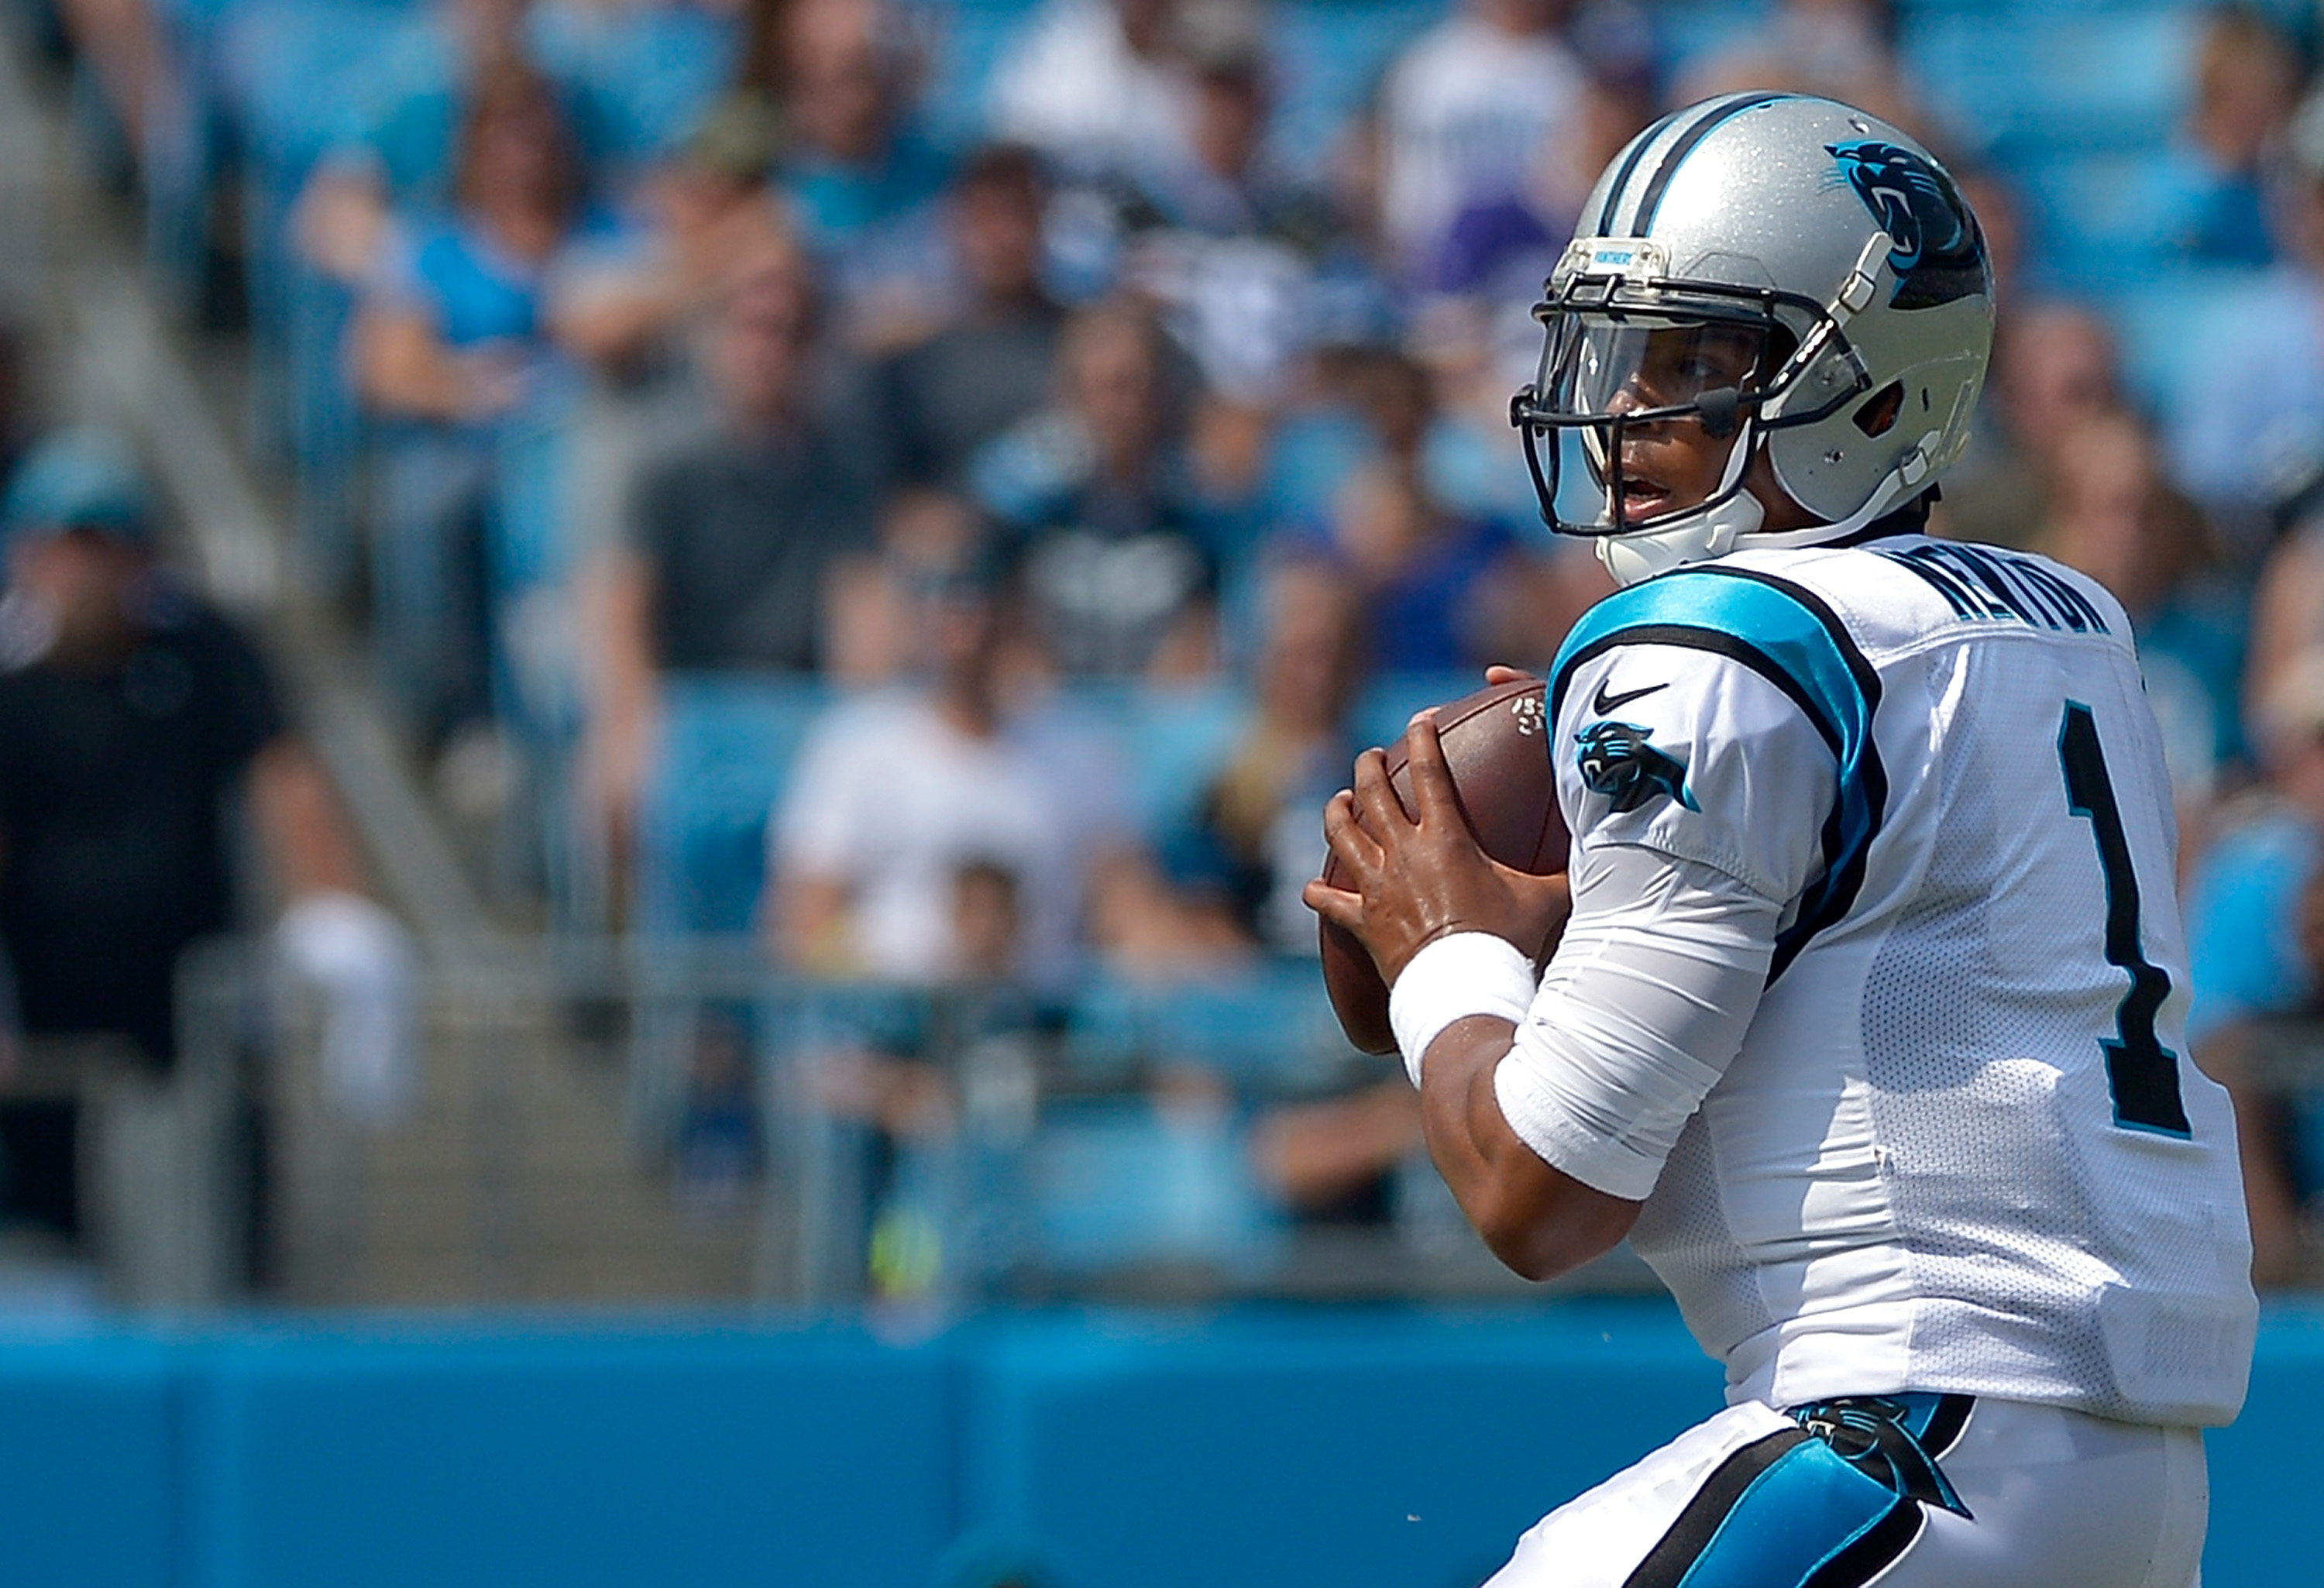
{"left": 874, "top": 145, "right": 1068, "bottom": 493}
{"left": 0, "top": 429, "right": 411, "bottom": 1242}
{"left": 584, "top": 239, "right": 876, "bottom": 859}
{"left": 968, "top": 298, "right": 1229, "bottom": 679}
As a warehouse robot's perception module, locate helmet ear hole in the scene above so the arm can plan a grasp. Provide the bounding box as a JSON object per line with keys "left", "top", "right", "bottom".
{"left": 1853, "top": 382, "right": 1905, "bottom": 438}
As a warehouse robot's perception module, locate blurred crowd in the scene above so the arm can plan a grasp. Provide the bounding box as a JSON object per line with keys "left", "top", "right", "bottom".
{"left": 20, "top": 0, "right": 2324, "bottom": 1288}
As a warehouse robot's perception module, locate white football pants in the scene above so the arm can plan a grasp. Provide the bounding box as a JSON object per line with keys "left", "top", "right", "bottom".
{"left": 1485, "top": 1393, "right": 2208, "bottom": 1588}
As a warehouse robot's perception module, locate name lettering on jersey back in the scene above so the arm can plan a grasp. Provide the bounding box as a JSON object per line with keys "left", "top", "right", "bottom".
{"left": 1875, "top": 542, "right": 2110, "bottom": 634}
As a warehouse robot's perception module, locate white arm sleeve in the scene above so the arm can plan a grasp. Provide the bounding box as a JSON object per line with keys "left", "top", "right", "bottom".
{"left": 1493, "top": 842, "right": 1781, "bottom": 1201}
{"left": 1496, "top": 632, "right": 1842, "bottom": 1198}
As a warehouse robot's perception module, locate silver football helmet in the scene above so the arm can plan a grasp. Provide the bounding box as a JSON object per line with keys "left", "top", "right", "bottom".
{"left": 1509, "top": 94, "right": 1996, "bottom": 586}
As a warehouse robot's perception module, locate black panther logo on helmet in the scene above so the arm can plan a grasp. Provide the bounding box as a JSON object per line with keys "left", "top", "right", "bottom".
{"left": 1576, "top": 720, "right": 1697, "bottom": 815}
{"left": 1826, "top": 139, "right": 1987, "bottom": 311}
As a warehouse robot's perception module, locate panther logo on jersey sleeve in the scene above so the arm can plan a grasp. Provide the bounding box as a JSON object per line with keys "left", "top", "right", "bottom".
{"left": 1576, "top": 720, "right": 1697, "bottom": 813}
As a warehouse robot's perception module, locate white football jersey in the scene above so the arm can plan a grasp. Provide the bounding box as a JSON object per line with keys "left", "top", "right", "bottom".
{"left": 1545, "top": 533, "right": 2257, "bottom": 1427}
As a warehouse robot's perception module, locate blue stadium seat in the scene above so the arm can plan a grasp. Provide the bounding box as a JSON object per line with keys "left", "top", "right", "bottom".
{"left": 1111, "top": 679, "right": 1252, "bottom": 845}
{"left": 531, "top": 1, "right": 732, "bottom": 168}
{"left": 1138, "top": 964, "right": 1354, "bottom": 1088}
{"left": 1651, "top": 0, "right": 1778, "bottom": 83}
{"left": 2102, "top": 266, "right": 2324, "bottom": 508}
{"left": 2011, "top": 149, "right": 2185, "bottom": 295}
{"left": 1023, "top": 1093, "right": 1276, "bottom": 1273}
{"left": 636, "top": 674, "right": 834, "bottom": 937}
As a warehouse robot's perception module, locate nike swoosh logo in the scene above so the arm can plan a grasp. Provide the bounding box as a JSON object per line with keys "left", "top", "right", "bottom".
{"left": 1593, "top": 679, "right": 1668, "bottom": 715}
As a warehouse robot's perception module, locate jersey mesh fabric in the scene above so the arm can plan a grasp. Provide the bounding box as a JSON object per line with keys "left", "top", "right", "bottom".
{"left": 1861, "top": 631, "right": 2250, "bottom": 1422}
{"left": 1562, "top": 538, "right": 2255, "bottom": 1426}
{"left": 1861, "top": 641, "right": 2122, "bottom": 1408}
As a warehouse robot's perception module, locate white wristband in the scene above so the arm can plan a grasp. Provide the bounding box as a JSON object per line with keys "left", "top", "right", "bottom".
{"left": 1388, "top": 932, "right": 1538, "bottom": 1088}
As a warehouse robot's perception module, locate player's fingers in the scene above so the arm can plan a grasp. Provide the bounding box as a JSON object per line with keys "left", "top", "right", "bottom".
{"left": 1322, "top": 788, "right": 1384, "bottom": 873}
{"left": 1483, "top": 665, "right": 1540, "bottom": 689}
{"left": 1349, "top": 747, "right": 1410, "bottom": 835}
{"left": 1301, "top": 877, "right": 1365, "bottom": 931}
{"left": 1403, "top": 710, "right": 1463, "bottom": 826}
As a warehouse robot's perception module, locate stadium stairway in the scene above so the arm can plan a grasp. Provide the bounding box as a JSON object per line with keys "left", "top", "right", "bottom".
{"left": 0, "top": 24, "right": 765, "bottom": 1311}
{"left": 256, "top": 956, "right": 759, "bottom": 1308}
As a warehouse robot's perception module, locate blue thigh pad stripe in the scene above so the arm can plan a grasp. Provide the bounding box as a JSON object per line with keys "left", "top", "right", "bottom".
{"left": 1673, "top": 1441, "right": 1905, "bottom": 1588}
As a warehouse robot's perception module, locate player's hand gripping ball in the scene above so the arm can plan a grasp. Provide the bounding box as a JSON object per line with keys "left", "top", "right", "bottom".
{"left": 1315, "top": 679, "right": 1572, "bottom": 1054}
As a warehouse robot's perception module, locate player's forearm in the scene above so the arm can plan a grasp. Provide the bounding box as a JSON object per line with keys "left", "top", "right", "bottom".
{"left": 1420, "top": 1015, "right": 1639, "bottom": 1280}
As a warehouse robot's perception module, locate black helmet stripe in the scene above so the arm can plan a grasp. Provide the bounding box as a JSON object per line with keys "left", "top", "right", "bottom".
{"left": 1620, "top": 91, "right": 1793, "bottom": 237}
{"left": 1593, "top": 109, "right": 1672, "bottom": 235}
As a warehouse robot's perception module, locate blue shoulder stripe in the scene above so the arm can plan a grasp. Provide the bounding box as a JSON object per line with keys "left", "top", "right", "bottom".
{"left": 1550, "top": 566, "right": 1888, "bottom": 983}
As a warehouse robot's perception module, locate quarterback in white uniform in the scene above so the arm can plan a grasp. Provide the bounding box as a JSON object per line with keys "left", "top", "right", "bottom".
{"left": 1307, "top": 94, "right": 2257, "bottom": 1588}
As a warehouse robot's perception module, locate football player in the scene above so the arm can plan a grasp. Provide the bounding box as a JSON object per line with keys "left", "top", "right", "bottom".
{"left": 1307, "top": 94, "right": 2256, "bottom": 1588}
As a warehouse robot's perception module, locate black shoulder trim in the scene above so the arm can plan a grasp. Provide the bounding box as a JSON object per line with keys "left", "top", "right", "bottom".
{"left": 1690, "top": 565, "right": 1888, "bottom": 984}
{"left": 1550, "top": 623, "right": 1844, "bottom": 758}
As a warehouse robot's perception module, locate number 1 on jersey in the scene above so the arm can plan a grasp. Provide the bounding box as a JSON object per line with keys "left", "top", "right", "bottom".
{"left": 2058, "top": 702, "right": 2192, "bottom": 1138}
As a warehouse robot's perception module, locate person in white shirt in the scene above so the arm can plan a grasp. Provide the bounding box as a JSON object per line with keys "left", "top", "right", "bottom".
{"left": 1377, "top": 0, "right": 1586, "bottom": 277}
{"left": 770, "top": 547, "right": 1133, "bottom": 988}
{"left": 986, "top": 0, "right": 1195, "bottom": 182}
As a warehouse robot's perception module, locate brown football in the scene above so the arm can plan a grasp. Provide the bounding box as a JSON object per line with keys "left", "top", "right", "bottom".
{"left": 1317, "top": 679, "right": 1570, "bottom": 1056}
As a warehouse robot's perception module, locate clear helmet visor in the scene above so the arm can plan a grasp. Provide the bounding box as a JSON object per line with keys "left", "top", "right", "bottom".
{"left": 1518, "top": 312, "right": 1772, "bottom": 535}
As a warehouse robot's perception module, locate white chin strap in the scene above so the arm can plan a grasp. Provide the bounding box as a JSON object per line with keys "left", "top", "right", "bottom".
{"left": 1594, "top": 418, "right": 1762, "bottom": 588}
{"left": 1597, "top": 490, "right": 1761, "bottom": 586}
{"left": 1594, "top": 435, "right": 1921, "bottom": 588}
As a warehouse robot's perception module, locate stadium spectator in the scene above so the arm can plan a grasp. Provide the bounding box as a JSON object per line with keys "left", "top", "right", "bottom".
{"left": 969, "top": 298, "right": 1232, "bottom": 679}
{"left": 549, "top": 98, "right": 788, "bottom": 378}
{"left": 2240, "top": 453, "right": 2324, "bottom": 720}
{"left": 823, "top": 489, "right": 995, "bottom": 687}
{"left": 870, "top": 146, "right": 1068, "bottom": 493}
{"left": 2163, "top": 81, "right": 2324, "bottom": 527}
{"left": 1937, "top": 301, "right": 2124, "bottom": 549}
{"left": 1167, "top": 553, "right": 1367, "bottom": 954}
{"left": 351, "top": 60, "right": 603, "bottom": 772}
{"left": 291, "top": 0, "right": 547, "bottom": 287}
{"left": 1282, "top": 347, "right": 1545, "bottom": 675}
{"left": 548, "top": 107, "right": 792, "bottom": 583}
{"left": 53, "top": 0, "right": 173, "bottom": 156}
{"left": 2144, "top": 3, "right": 2303, "bottom": 270}
{"left": 768, "top": 546, "right": 1138, "bottom": 987}
{"left": 583, "top": 239, "right": 875, "bottom": 863}
{"left": 1377, "top": 0, "right": 1587, "bottom": 277}
{"left": 2037, "top": 409, "right": 2248, "bottom": 813}
{"left": 2183, "top": 651, "right": 2324, "bottom": 1285}
{"left": 1108, "top": 22, "right": 1330, "bottom": 407}
{"left": 1424, "top": 63, "right": 1656, "bottom": 306}
{"left": 986, "top": 0, "right": 1195, "bottom": 184}
{"left": 1249, "top": 1074, "right": 1421, "bottom": 1228}
{"left": 773, "top": 0, "right": 953, "bottom": 349}
{"left": 0, "top": 430, "right": 414, "bottom": 1247}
